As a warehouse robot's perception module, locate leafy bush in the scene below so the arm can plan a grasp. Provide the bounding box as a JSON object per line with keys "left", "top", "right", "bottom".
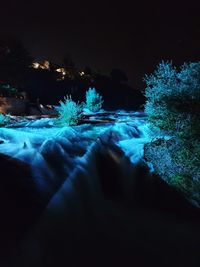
{"left": 0, "top": 114, "right": 10, "bottom": 126}
{"left": 56, "top": 96, "right": 82, "bottom": 126}
{"left": 144, "top": 61, "right": 200, "bottom": 139}
{"left": 144, "top": 61, "right": 200, "bottom": 205}
{"left": 144, "top": 137, "right": 200, "bottom": 206}
{"left": 85, "top": 87, "right": 103, "bottom": 112}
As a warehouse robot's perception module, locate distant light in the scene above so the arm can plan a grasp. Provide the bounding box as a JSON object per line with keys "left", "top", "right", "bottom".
{"left": 56, "top": 68, "right": 66, "bottom": 74}
{"left": 32, "top": 62, "right": 40, "bottom": 69}
{"left": 32, "top": 61, "right": 50, "bottom": 70}
{"left": 80, "top": 71, "right": 85, "bottom": 76}
{"left": 56, "top": 68, "right": 61, "bottom": 72}
{"left": 43, "top": 60, "right": 50, "bottom": 69}
{"left": 55, "top": 68, "right": 66, "bottom": 80}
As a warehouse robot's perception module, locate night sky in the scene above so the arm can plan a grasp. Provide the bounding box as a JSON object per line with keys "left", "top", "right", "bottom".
{"left": 0, "top": 0, "right": 200, "bottom": 89}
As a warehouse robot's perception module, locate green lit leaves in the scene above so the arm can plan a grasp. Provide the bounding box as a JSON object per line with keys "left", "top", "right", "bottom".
{"left": 56, "top": 95, "right": 82, "bottom": 126}
{"left": 85, "top": 87, "right": 104, "bottom": 113}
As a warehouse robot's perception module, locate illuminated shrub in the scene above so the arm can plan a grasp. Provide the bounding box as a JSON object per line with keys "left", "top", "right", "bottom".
{"left": 85, "top": 87, "right": 103, "bottom": 112}
{"left": 0, "top": 114, "right": 10, "bottom": 126}
{"left": 144, "top": 138, "right": 200, "bottom": 203}
{"left": 56, "top": 96, "right": 82, "bottom": 126}
{"left": 144, "top": 61, "right": 200, "bottom": 138}
{"left": 144, "top": 61, "right": 200, "bottom": 205}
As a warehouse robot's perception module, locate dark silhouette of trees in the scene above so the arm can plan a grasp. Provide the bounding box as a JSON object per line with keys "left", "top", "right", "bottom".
{"left": 0, "top": 37, "right": 144, "bottom": 109}
{"left": 83, "top": 66, "right": 93, "bottom": 76}
{"left": 0, "top": 36, "right": 33, "bottom": 88}
{"left": 92, "top": 72, "right": 144, "bottom": 110}
{"left": 62, "top": 54, "right": 77, "bottom": 80}
{"left": 110, "top": 68, "right": 128, "bottom": 83}
{"left": 63, "top": 54, "right": 75, "bottom": 69}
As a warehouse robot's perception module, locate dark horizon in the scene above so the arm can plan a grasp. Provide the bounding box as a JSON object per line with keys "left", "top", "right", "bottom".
{"left": 1, "top": 1, "right": 200, "bottom": 89}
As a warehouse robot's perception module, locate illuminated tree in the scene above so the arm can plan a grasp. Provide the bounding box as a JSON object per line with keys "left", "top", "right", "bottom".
{"left": 144, "top": 61, "right": 200, "bottom": 204}
{"left": 144, "top": 61, "right": 200, "bottom": 138}
{"left": 85, "top": 87, "right": 103, "bottom": 112}
{"left": 56, "top": 95, "right": 82, "bottom": 126}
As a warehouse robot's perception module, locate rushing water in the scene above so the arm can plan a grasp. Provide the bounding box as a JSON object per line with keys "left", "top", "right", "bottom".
{"left": 0, "top": 112, "right": 200, "bottom": 267}
{"left": 0, "top": 113, "right": 150, "bottom": 198}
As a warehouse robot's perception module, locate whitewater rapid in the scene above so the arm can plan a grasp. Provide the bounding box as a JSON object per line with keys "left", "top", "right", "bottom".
{"left": 0, "top": 113, "right": 151, "bottom": 195}
{"left": 1, "top": 113, "right": 199, "bottom": 267}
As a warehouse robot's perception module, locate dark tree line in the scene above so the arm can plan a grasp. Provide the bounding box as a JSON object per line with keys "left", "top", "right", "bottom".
{"left": 0, "top": 37, "right": 145, "bottom": 110}
{"left": 0, "top": 36, "right": 33, "bottom": 89}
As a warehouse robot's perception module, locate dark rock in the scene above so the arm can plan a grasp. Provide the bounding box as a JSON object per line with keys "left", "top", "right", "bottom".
{"left": 0, "top": 154, "right": 48, "bottom": 264}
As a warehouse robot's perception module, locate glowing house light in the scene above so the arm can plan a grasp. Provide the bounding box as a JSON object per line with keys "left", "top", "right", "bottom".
{"left": 55, "top": 68, "right": 65, "bottom": 73}
{"left": 80, "top": 71, "right": 85, "bottom": 76}
{"left": 32, "top": 61, "right": 50, "bottom": 70}
{"left": 41, "top": 60, "right": 50, "bottom": 70}
{"left": 55, "top": 68, "right": 66, "bottom": 80}
{"left": 32, "top": 62, "right": 40, "bottom": 69}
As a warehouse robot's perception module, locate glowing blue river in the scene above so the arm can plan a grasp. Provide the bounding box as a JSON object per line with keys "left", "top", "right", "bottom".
{"left": 1, "top": 112, "right": 199, "bottom": 267}
{"left": 0, "top": 112, "right": 150, "bottom": 195}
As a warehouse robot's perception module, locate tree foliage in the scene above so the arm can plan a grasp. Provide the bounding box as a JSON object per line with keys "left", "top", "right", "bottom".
{"left": 144, "top": 61, "right": 200, "bottom": 139}
{"left": 110, "top": 68, "right": 128, "bottom": 83}
{"left": 144, "top": 61, "right": 200, "bottom": 205}
{"left": 85, "top": 87, "right": 103, "bottom": 112}
{"left": 56, "top": 95, "right": 82, "bottom": 126}
{"left": 0, "top": 36, "right": 33, "bottom": 88}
